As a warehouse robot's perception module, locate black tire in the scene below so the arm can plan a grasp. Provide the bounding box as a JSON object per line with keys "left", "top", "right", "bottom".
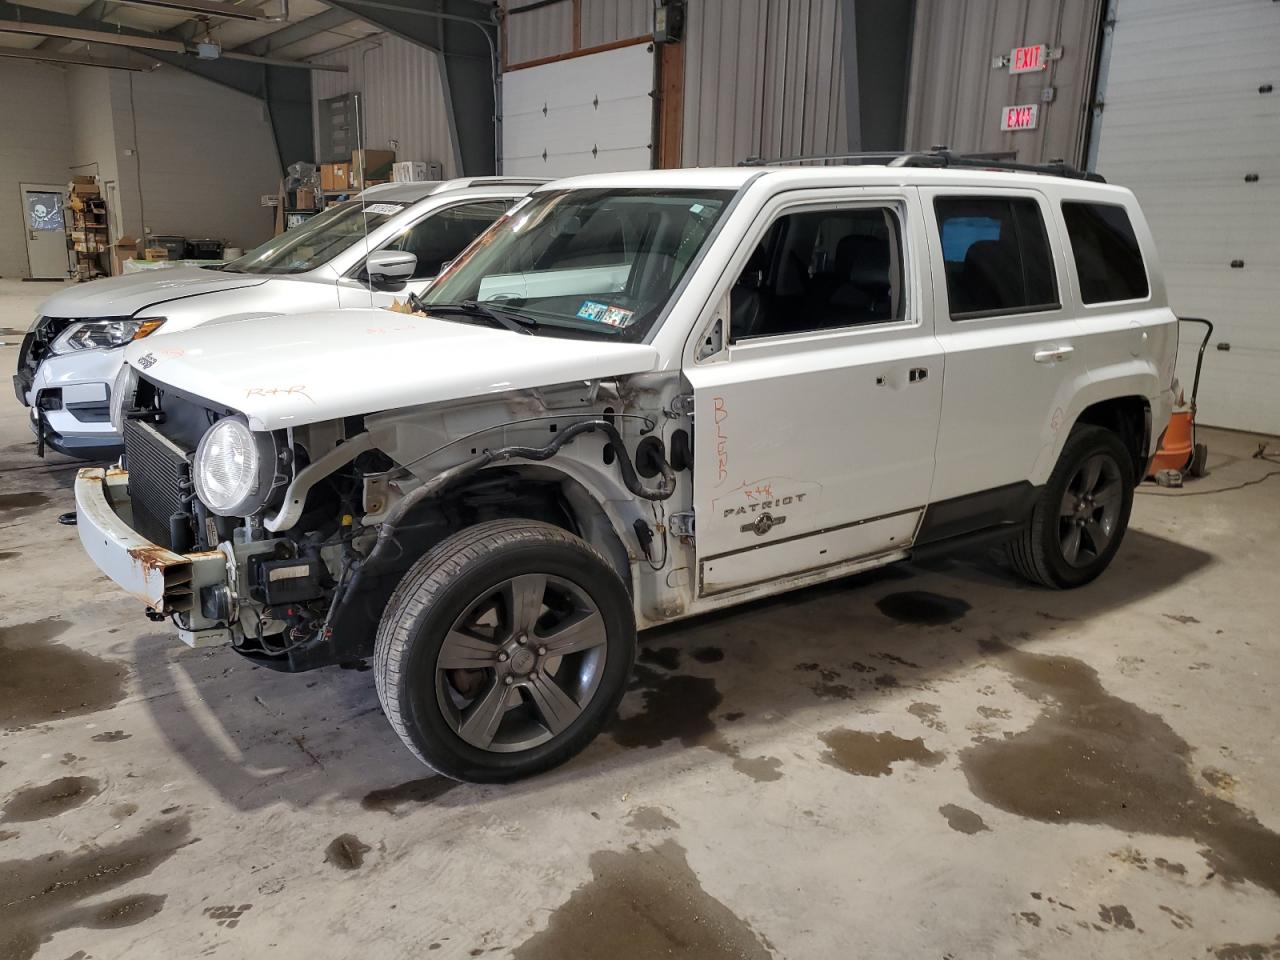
{"left": 1189, "top": 442, "right": 1209, "bottom": 478}
{"left": 374, "top": 519, "right": 635, "bottom": 783}
{"left": 1006, "top": 425, "right": 1136, "bottom": 589}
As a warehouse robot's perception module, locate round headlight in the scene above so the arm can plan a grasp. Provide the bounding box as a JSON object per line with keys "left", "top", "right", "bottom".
{"left": 194, "top": 418, "right": 277, "bottom": 517}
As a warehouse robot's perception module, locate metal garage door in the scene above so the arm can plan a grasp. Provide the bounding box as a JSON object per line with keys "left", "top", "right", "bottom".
{"left": 501, "top": 42, "right": 654, "bottom": 178}
{"left": 1091, "top": 0, "right": 1280, "bottom": 435}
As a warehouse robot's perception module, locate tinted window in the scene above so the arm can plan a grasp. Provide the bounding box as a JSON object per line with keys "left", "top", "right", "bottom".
{"left": 730, "top": 207, "right": 904, "bottom": 341}
{"left": 1062, "top": 202, "right": 1149, "bottom": 304}
{"left": 386, "top": 199, "right": 512, "bottom": 279}
{"left": 935, "top": 197, "right": 1058, "bottom": 319}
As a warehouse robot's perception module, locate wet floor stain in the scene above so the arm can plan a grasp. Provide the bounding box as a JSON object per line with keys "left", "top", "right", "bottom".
{"left": 1163, "top": 613, "right": 1201, "bottom": 625}
{"left": 361, "top": 777, "right": 457, "bottom": 815}
{"left": 1203, "top": 767, "right": 1238, "bottom": 793}
{"left": 939, "top": 804, "right": 990, "bottom": 834}
{"left": 0, "top": 831, "right": 17, "bottom": 843}
{"left": 876, "top": 591, "right": 971, "bottom": 626}
{"left": 1210, "top": 937, "right": 1280, "bottom": 960}
{"left": 1110, "top": 847, "right": 1187, "bottom": 876}
{"left": 110, "top": 803, "right": 138, "bottom": 820}
{"left": 0, "top": 552, "right": 19, "bottom": 562}
{"left": 0, "top": 816, "right": 190, "bottom": 960}
{"left": 976, "top": 705, "right": 1012, "bottom": 720}
{"left": 691, "top": 646, "right": 725, "bottom": 664}
{"left": 325, "top": 834, "right": 372, "bottom": 870}
{"left": 627, "top": 806, "right": 679, "bottom": 832}
{"left": 2, "top": 777, "right": 100, "bottom": 822}
{"left": 962, "top": 639, "right": 1280, "bottom": 897}
{"left": 511, "top": 840, "right": 773, "bottom": 960}
{"left": 1097, "top": 904, "right": 1135, "bottom": 930}
{"left": 0, "top": 619, "right": 128, "bottom": 729}
{"left": 818, "top": 728, "right": 944, "bottom": 778}
{"left": 908, "top": 702, "right": 946, "bottom": 731}
{"left": 613, "top": 665, "right": 782, "bottom": 783}
{"left": 638, "top": 647, "right": 681, "bottom": 671}
{"left": 91, "top": 730, "right": 131, "bottom": 743}
{"left": 204, "top": 904, "right": 252, "bottom": 928}
{"left": 1158, "top": 904, "right": 1193, "bottom": 929}
{"left": 0, "top": 492, "right": 50, "bottom": 517}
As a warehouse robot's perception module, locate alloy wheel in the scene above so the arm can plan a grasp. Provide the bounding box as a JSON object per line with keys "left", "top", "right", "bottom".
{"left": 1057, "top": 453, "right": 1124, "bottom": 568}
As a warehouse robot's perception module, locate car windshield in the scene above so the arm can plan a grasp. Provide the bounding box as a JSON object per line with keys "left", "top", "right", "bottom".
{"left": 221, "top": 200, "right": 409, "bottom": 275}
{"left": 421, "top": 188, "right": 734, "bottom": 339}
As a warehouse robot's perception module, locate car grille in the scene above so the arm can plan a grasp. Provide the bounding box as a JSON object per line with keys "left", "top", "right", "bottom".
{"left": 124, "top": 419, "right": 194, "bottom": 551}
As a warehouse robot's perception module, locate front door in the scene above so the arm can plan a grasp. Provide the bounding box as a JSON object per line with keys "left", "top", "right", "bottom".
{"left": 684, "top": 191, "right": 943, "bottom": 597}
{"left": 21, "top": 183, "right": 69, "bottom": 279}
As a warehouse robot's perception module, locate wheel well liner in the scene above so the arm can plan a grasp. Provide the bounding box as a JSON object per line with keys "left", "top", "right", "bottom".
{"left": 1073, "top": 395, "right": 1150, "bottom": 478}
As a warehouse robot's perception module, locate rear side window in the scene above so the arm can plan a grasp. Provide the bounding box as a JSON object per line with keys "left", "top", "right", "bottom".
{"left": 934, "top": 196, "right": 1059, "bottom": 319}
{"left": 1062, "top": 202, "right": 1149, "bottom": 304}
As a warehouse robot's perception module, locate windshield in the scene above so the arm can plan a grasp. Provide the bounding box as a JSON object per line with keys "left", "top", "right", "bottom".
{"left": 222, "top": 200, "right": 409, "bottom": 275}
{"left": 422, "top": 189, "right": 734, "bottom": 339}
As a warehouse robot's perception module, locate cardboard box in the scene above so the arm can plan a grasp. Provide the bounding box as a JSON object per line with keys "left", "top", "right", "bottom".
{"left": 294, "top": 187, "right": 317, "bottom": 210}
{"left": 349, "top": 149, "right": 396, "bottom": 189}
{"left": 392, "top": 161, "right": 431, "bottom": 183}
{"left": 144, "top": 246, "right": 170, "bottom": 261}
{"left": 71, "top": 175, "right": 96, "bottom": 185}
{"left": 320, "top": 163, "right": 350, "bottom": 192}
{"left": 112, "top": 236, "right": 139, "bottom": 275}
{"left": 71, "top": 182, "right": 100, "bottom": 197}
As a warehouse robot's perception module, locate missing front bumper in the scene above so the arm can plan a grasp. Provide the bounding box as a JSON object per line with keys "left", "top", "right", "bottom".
{"left": 74, "top": 466, "right": 232, "bottom": 647}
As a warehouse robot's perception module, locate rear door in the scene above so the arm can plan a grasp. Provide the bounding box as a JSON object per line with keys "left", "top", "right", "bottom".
{"left": 919, "top": 187, "right": 1084, "bottom": 531}
{"left": 685, "top": 188, "right": 943, "bottom": 598}
{"left": 338, "top": 198, "right": 514, "bottom": 308}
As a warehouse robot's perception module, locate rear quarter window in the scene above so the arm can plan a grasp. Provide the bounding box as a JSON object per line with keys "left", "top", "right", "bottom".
{"left": 1062, "top": 201, "right": 1150, "bottom": 304}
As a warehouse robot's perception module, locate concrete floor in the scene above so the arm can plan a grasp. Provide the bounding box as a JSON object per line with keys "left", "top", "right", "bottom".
{"left": 1, "top": 276, "right": 1279, "bottom": 960}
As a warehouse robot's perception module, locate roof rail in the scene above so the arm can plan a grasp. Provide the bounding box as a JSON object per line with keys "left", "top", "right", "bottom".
{"left": 443, "top": 176, "right": 550, "bottom": 189}
{"left": 740, "top": 147, "right": 1106, "bottom": 183}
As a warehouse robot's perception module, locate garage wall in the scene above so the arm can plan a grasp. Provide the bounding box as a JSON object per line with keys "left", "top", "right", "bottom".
{"left": 904, "top": 0, "right": 1105, "bottom": 165}
{"left": 0, "top": 61, "right": 72, "bottom": 279}
{"left": 502, "top": 0, "right": 649, "bottom": 66}
{"left": 681, "top": 0, "right": 849, "bottom": 166}
{"left": 1092, "top": 0, "right": 1280, "bottom": 435}
{"left": 311, "top": 36, "right": 459, "bottom": 179}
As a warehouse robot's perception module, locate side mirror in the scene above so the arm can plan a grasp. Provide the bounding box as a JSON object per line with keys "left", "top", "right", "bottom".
{"left": 365, "top": 249, "right": 417, "bottom": 286}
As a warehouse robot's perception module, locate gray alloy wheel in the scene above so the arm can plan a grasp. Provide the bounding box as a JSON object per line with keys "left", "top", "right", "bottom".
{"left": 435, "top": 573, "right": 608, "bottom": 753}
{"left": 1057, "top": 453, "right": 1124, "bottom": 568}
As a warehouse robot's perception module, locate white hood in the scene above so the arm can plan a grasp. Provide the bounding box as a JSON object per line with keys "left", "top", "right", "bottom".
{"left": 39, "top": 267, "right": 269, "bottom": 320}
{"left": 124, "top": 309, "right": 660, "bottom": 431}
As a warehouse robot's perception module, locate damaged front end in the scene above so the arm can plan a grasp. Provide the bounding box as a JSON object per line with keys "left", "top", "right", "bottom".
{"left": 78, "top": 372, "right": 677, "bottom": 672}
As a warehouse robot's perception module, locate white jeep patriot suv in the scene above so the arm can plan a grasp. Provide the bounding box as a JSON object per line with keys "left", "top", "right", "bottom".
{"left": 75, "top": 154, "right": 1177, "bottom": 782}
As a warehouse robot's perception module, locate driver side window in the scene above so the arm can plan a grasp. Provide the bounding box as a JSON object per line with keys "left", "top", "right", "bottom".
{"left": 730, "top": 206, "right": 904, "bottom": 342}
{"left": 384, "top": 199, "right": 512, "bottom": 280}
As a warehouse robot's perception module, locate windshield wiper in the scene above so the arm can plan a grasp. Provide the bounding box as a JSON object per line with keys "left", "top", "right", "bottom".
{"left": 423, "top": 300, "right": 537, "bottom": 336}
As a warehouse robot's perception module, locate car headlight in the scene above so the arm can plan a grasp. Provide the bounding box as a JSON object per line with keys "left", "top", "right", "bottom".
{"left": 109, "top": 364, "right": 138, "bottom": 434}
{"left": 193, "top": 417, "right": 279, "bottom": 517}
{"left": 51, "top": 317, "right": 165, "bottom": 354}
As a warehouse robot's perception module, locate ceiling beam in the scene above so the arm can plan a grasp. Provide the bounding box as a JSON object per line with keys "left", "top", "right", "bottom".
{"left": 0, "top": 18, "right": 187, "bottom": 51}
{"left": 0, "top": 45, "right": 151, "bottom": 69}
{"left": 236, "top": 6, "right": 358, "bottom": 55}
{"left": 106, "top": 0, "right": 284, "bottom": 22}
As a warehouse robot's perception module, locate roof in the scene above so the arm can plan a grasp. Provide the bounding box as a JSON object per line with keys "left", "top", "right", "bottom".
{"left": 538, "top": 165, "right": 1134, "bottom": 199}
{"left": 360, "top": 178, "right": 547, "bottom": 202}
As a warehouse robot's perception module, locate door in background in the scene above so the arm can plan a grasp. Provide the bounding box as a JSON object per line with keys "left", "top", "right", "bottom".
{"left": 21, "top": 183, "right": 69, "bottom": 280}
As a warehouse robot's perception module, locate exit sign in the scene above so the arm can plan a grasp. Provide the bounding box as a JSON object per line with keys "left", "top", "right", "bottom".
{"left": 1010, "top": 43, "right": 1046, "bottom": 73}
{"left": 1001, "top": 103, "right": 1040, "bottom": 131}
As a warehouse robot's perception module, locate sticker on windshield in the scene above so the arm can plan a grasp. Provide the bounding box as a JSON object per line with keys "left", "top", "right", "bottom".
{"left": 601, "top": 306, "right": 635, "bottom": 328}
{"left": 576, "top": 300, "right": 609, "bottom": 322}
{"left": 362, "top": 202, "right": 404, "bottom": 216}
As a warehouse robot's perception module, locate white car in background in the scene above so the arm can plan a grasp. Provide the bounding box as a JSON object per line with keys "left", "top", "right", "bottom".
{"left": 13, "top": 177, "right": 541, "bottom": 459}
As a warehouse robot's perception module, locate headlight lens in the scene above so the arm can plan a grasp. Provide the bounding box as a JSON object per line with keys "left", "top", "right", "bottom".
{"left": 194, "top": 418, "right": 275, "bottom": 517}
{"left": 51, "top": 317, "right": 165, "bottom": 354}
{"left": 109, "top": 364, "right": 138, "bottom": 434}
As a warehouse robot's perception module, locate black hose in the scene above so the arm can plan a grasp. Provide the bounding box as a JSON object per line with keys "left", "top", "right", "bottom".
{"left": 323, "top": 419, "right": 676, "bottom": 637}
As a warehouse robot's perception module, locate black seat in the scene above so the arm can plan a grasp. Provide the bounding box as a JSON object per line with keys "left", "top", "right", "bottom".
{"left": 955, "top": 238, "right": 1022, "bottom": 313}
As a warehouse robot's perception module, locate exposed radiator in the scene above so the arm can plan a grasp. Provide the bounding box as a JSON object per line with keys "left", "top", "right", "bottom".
{"left": 124, "top": 419, "right": 194, "bottom": 551}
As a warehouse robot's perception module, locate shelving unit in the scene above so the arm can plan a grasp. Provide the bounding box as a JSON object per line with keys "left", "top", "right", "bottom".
{"left": 68, "top": 182, "right": 109, "bottom": 281}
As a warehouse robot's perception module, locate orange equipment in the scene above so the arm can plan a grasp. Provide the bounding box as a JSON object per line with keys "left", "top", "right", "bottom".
{"left": 1147, "top": 317, "right": 1213, "bottom": 483}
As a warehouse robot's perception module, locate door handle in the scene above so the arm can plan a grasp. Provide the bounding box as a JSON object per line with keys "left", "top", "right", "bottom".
{"left": 1034, "top": 345, "right": 1074, "bottom": 364}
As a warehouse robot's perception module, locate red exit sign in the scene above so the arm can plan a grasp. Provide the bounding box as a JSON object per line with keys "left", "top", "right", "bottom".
{"left": 1001, "top": 103, "right": 1040, "bottom": 131}
{"left": 1011, "top": 43, "right": 1046, "bottom": 73}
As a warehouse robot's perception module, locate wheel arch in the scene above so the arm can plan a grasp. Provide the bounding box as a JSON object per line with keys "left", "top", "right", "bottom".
{"left": 1071, "top": 394, "right": 1151, "bottom": 480}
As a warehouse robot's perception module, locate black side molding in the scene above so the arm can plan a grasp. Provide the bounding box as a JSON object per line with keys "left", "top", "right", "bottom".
{"left": 914, "top": 482, "right": 1041, "bottom": 548}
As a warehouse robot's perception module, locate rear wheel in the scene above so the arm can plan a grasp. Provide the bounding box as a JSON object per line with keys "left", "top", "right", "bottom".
{"left": 1007, "top": 425, "right": 1135, "bottom": 589}
{"left": 374, "top": 519, "right": 635, "bottom": 782}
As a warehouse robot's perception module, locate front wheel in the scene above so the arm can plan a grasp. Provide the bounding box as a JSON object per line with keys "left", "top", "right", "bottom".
{"left": 374, "top": 519, "right": 636, "bottom": 783}
{"left": 1007, "top": 425, "right": 1136, "bottom": 589}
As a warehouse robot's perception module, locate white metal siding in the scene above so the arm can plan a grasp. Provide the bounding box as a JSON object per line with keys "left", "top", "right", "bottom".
{"left": 1093, "top": 0, "right": 1280, "bottom": 434}
{"left": 0, "top": 61, "right": 72, "bottom": 278}
{"left": 905, "top": 0, "right": 1104, "bottom": 165}
{"left": 504, "top": 2, "right": 575, "bottom": 65}
{"left": 580, "top": 0, "right": 650, "bottom": 47}
{"left": 681, "top": 0, "right": 848, "bottom": 167}
{"left": 311, "top": 35, "right": 459, "bottom": 178}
